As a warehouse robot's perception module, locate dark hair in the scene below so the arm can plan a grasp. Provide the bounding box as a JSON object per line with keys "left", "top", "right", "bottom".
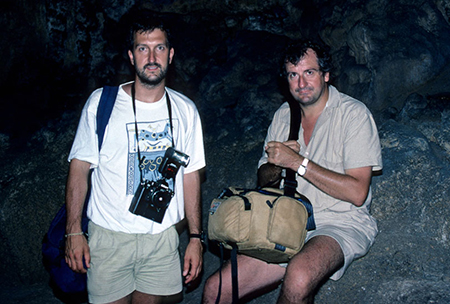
{"left": 281, "top": 40, "right": 332, "bottom": 77}
{"left": 127, "top": 13, "right": 172, "bottom": 51}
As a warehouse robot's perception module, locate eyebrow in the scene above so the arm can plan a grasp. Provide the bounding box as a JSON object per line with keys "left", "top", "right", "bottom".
{"left": 135, "top": 42, "right": 168, "bottom": 48}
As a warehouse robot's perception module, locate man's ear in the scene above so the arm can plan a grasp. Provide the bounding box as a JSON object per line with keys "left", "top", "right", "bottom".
{"left": 169, "top": 48, "right": 174, "bottom": 64}
{"left": 324, "top": 71, "right": 330, "bottom": 83}
{"left": 128, "top": 50, "right": 135, "bottom": 66}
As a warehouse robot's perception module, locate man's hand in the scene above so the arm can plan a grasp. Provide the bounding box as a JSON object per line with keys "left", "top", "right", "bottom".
{"left": 265, "top": 141, "right": 302, "bottom": 171}
{"left": 183, "top": 238, "right": 203, "bottom": 284}
{"left": 65, "top": 235, "right": 90, "bottom": 273}
{"left": 282, "top": 140, "right": 301, "bottom": 153}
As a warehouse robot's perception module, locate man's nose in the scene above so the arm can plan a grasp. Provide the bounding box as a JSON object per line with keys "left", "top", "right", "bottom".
{"left": 298, "top": 74, "right": 307, "bottom": 88}
{"left": 148, "top": 50, "right": 156, "bottom": 63}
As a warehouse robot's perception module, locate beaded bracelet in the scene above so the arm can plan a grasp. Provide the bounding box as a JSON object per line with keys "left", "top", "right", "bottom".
{"left": 65, "top": 232, "right": 84, "bottom": 238}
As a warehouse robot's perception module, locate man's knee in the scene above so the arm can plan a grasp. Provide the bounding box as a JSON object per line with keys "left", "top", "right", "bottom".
{"left": 278, "top": 236, "right": 344, "bottom": 303}
{"left": 282, "top": 266, "right": 314, "bottom": 300}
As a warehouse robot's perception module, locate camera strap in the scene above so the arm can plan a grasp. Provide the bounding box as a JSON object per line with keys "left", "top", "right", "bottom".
{"left": 131, "top": 83, "right": 175, "bottom": 184}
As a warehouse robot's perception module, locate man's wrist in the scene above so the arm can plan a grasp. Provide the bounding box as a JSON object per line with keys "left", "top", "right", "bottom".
{"left": 189, "top": 231, "right": 206, "bottom": 243}
{"left": 65, "top": 232, "right": 84, "bottom": 237}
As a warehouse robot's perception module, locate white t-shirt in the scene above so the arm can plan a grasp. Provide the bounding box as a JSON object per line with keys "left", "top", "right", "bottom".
{"left": 69, "top": 83, "right": 205, "bottom": 234}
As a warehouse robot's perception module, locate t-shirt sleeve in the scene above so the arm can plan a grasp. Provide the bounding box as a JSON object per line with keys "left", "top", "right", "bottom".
{"left": 67, "top": 89, "right": 102, "bottom": 167}
{"left": 182, "top": 104, "right": 206, "bottom": 174}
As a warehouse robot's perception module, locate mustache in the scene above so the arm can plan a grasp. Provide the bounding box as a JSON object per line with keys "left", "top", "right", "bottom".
{"left": 144, "top": 63, "right": 162, "bottom": 69}
{"left": 295, "top": 87, "right": 312, "bottom": 93}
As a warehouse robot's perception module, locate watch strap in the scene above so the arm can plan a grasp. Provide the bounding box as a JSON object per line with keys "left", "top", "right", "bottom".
{"left": 189, "top": 231, "right": 206, "bottom": 242}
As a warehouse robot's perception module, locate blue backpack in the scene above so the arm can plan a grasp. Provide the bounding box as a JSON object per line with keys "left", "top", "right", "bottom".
{"left": 42, "top": 86, "right": 119, "bottom": 296}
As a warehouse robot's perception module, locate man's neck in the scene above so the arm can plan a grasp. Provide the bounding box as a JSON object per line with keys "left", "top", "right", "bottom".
{"left": 125, "top": 79, "right": 166, "bottom": 103}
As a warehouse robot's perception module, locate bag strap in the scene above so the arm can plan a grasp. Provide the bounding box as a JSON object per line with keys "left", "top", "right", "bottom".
{"left": 215, "top": 244, "right": 224, "bottom": 304}
{"left": 215, "top": 243, "right": 239, "bottom": 304}
{"left": 82, "top": 86, "right": 119, "bottom": 224}
{"left": 230, "top": 245, "right": 239, "bottom": 303}
{"left": 97, "top": 86, "right": 119, "bottom": 150}
{"left": 284, "top": 99, "right": 302, "bottom": 197}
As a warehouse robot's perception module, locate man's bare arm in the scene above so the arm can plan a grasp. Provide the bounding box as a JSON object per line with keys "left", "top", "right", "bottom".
{"left": 65, "top": 158, "right": 91, "bottom": 273}
{"left": 265, "top": 141, "right": 372, "bottom": 206}
{"left": 182, "top": 170, "right": 203, "bottom": 284}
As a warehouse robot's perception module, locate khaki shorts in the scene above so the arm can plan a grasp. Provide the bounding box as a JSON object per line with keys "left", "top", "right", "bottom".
{"left": 87, "top": 222, "right": 182, "bottom": 303}
{"left": 279, "top": 211, "right": 378, "bottom": 281}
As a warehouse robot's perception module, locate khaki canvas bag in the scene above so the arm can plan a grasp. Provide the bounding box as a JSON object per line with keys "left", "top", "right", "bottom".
{"left": 208, "top": 187, "right": 315, "bottom": 263}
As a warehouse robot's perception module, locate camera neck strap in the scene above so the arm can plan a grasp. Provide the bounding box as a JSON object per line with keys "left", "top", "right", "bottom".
{"left": 131, "top": 83, "right": 175, "bottom": 183}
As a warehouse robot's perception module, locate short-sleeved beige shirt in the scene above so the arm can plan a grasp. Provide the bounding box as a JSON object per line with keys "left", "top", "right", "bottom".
{"left": 259, "top": 85, "right": 383, "bottom": 279}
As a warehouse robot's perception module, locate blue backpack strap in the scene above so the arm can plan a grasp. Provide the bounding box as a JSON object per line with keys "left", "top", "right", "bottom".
{"left": 96, "top": 85, "right": 119, "bottom": 150}
{"left": 84, "top": 85, "right": 118, "bottom": 228}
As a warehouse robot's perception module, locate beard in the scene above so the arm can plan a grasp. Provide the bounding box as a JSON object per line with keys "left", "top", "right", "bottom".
{"left": 134, "top": 61, "right": 169, "bottom": 87}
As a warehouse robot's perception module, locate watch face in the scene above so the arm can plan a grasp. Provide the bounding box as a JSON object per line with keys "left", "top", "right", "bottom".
{"left": 298, "top": 166, "right": 306, "bottom": 176}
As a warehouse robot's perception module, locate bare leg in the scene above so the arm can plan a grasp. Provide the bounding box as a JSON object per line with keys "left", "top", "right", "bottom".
{"left": 131, "top": 291, "right": 162, "bottom": 304}
{"left": 277, "top": 236, "right": 344, "bottom": 304}
{"left": 203, "top": 254, "right": 286, "bottom": 303}
{"left": 106, "top": 294, "right": 131, "bottom": 304}
{"left": 105, "top": 291, "right": 162, "bottom": 304}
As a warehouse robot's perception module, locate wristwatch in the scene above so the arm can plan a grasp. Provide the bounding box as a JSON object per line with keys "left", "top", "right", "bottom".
{"left": 189, "top": 231, "right": 206, "bottom": 243}
{"left": 297, "top": 158, "right": 309, "bottom": 176}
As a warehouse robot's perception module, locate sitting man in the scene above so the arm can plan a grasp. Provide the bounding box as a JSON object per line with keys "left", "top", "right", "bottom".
{"left": 203, "top": 40, "right": 382, "bottom": 303}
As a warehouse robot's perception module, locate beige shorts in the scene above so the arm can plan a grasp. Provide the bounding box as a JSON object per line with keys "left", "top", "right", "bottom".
{"left": 87, "top": 222, "right": 182, "bottom": 303}
{"left": 279, "top": 211, "right": 378, "bottom": 281}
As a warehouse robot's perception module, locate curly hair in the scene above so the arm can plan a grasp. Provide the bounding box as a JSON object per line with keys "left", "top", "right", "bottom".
{"left": 280, "top": 40, "right": 332, "bottom": 77}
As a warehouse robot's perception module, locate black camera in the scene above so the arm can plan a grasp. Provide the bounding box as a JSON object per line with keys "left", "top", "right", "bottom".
{"left": 129, "top": 148, "right": 190, "bottom": 223}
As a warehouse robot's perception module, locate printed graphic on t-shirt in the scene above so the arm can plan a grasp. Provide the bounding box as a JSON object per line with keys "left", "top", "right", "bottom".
{"left": 126, "top": 119, "right": 174, "bottom": 195}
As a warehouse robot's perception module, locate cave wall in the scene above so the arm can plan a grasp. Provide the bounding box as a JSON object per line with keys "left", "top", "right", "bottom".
{"left": 2, "top": 0, "right": 450, "bottom": 140}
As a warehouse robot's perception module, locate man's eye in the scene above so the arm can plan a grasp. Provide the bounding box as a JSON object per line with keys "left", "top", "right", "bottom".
{"left": 288, "top": 73, "right": 297, "bottom": 79}
{"left": 305, "top": 70, "right": 319, "bottom": 77}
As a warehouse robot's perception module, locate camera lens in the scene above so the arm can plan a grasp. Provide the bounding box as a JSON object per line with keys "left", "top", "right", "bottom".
{"left": 149, "top": 189, "right": 173, "bottom": 208}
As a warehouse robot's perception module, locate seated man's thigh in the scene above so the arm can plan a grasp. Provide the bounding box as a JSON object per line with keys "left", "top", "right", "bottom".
{"left": 285, "top": 235, "right": 344, "bottom": 287}
{"left": 305, "top": 218, "right": 377, "bottom": 280}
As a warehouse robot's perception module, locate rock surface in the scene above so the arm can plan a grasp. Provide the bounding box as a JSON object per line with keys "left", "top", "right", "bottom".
{"left": 0, "top": 0, "right": 449, "bottom": 303}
